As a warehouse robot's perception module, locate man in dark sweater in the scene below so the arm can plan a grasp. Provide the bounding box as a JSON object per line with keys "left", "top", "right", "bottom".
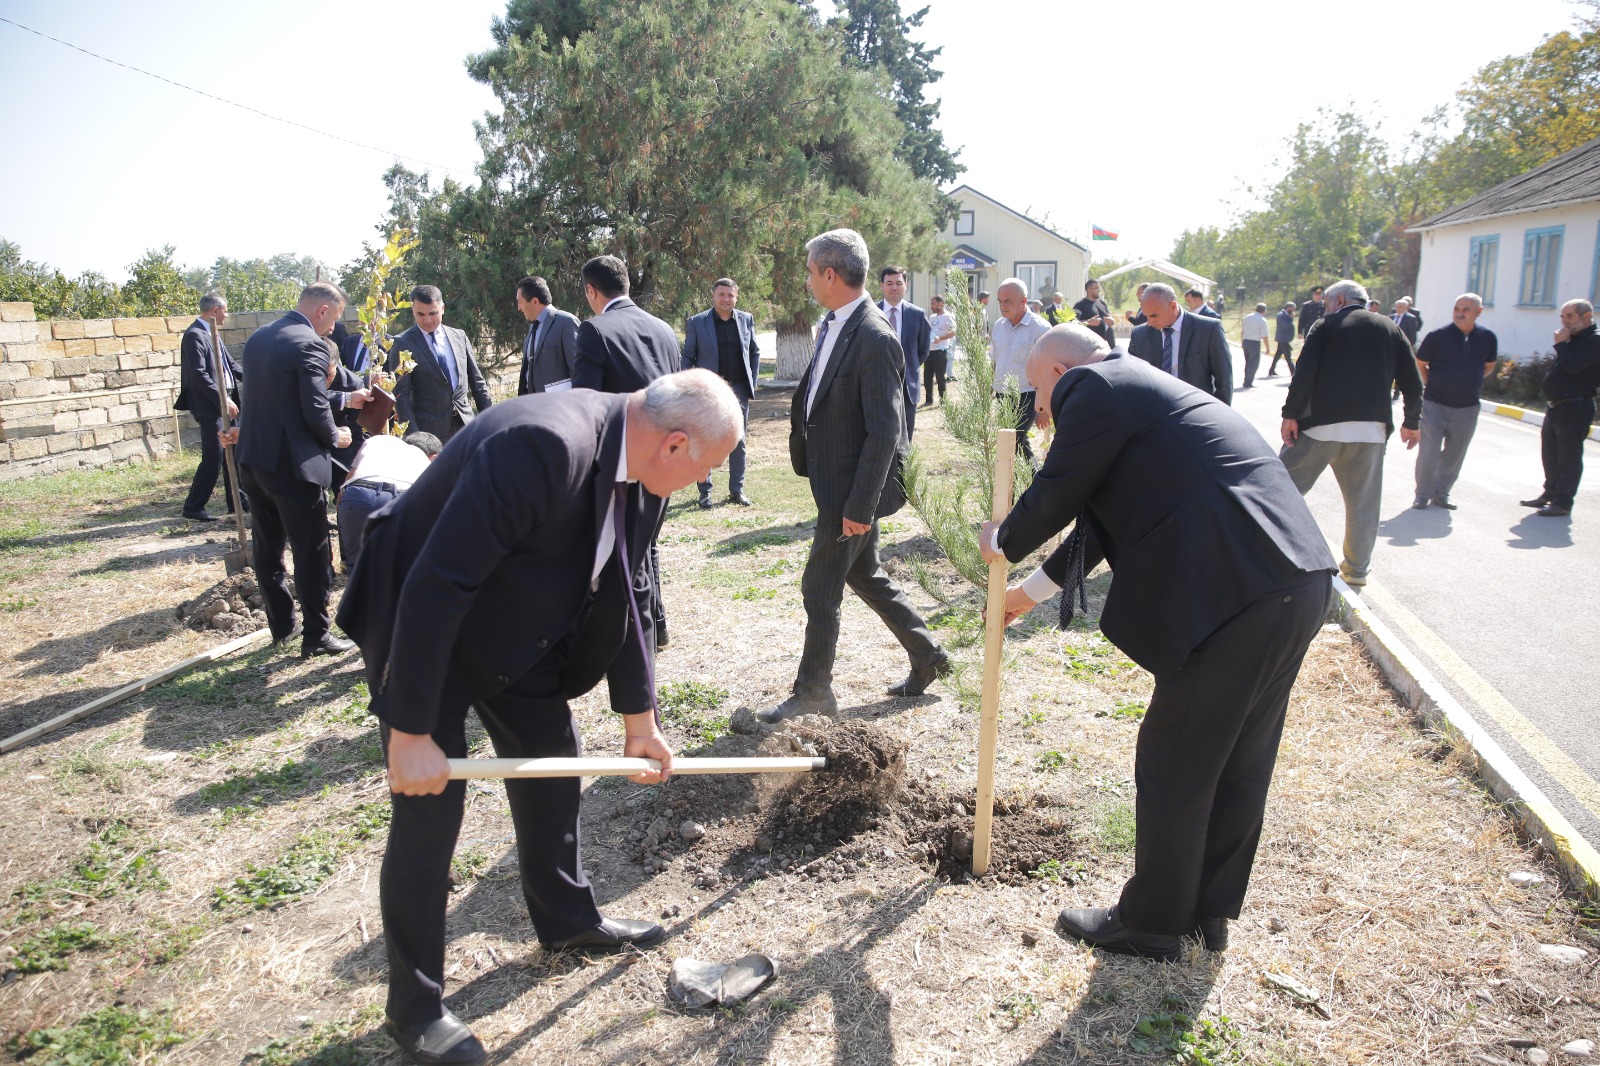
{"left": 1073, "top": 279, "right": 1116, "bottom": 349}
{"left": 1412, "top": 294, "right": 1497, "bottom": 510}
{"left": 1521, "top": 299, "right": 1600, "bottom": 517}
{"left": 1279, "top": 279, "right": 1422, "bottom": 588}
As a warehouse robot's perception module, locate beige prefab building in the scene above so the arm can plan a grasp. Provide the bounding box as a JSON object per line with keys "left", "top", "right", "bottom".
{"left": 908, "top": 185, "right": 1091, "bottom": 311}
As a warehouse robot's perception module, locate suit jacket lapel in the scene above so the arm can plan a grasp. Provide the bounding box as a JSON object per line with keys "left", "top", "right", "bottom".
{"left": 1178, "top": 311, "right": 1199, "bottom": 373}
{"left": 810, "top": 301, "right": 870, "bottom": 414}
{"left": 591, "top": 399, "right": 626, "bottom": 580}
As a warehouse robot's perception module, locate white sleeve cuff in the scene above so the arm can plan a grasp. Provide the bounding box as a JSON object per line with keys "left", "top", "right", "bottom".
{"left": 1021, "top": 566, "right": 1063, "bottom": 603}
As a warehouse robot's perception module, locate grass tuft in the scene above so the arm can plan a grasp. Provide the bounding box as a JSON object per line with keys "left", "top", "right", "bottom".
{"left": 7, "top": 922, "right": 115, "bottom": 973}
{"left": 657, "top": 680, "right": 731, "bottom": 745}
{"left": 7, "top": 1005, "right": 185, "bottom": 1064}
{"left": 215, "top": 802, "right": 390, "bottom": 909}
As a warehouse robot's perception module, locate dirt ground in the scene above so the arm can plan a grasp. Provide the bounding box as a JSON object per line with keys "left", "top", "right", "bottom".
{"left": 1, "top": 386, "right": 1597, "bottom": 1065}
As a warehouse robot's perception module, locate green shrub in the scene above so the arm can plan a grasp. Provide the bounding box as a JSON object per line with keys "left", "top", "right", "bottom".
{"left": 1480, "top": 355, "right": 1550, "bottom": 409}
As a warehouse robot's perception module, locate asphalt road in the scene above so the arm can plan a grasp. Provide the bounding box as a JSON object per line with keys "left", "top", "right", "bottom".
{"left": 1226, "top": 366, "right": 1600, "bottom": 854}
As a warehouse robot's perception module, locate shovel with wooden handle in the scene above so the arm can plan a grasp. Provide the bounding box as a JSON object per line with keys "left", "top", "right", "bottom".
{"left": 447, "top": 756, "right": 826, "bottom": 779}
{"left": 207, "top": 319, "right": 250, "bottom": 576}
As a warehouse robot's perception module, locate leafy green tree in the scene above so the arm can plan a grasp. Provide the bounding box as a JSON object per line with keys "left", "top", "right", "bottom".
{"left": 0, "top": 238, "right": 126, "bottom": 319}
{"left": 203, "top": 255, "right": 329, "bottom": 313}
{"left": 122, "top": 246, "right": 200, "bottom": 316}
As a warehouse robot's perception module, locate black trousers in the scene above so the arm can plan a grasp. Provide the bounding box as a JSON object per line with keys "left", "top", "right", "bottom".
{"left": 1116, "top": 570, "right": 1331, "bottom": 935}
{"left": 238, "top": 463, "right": 333, "bottom": 644}
{"left": 181, "top": 414, "right": 237, "bottom": 515}
{"left": 1269, "top": 341, "right": 1295, "bottom": 375}
{"left": 1540, "top": 397, "right": 1595, "bottom": 509}
{"left": 380, "top": 666, "right": 599, "bottom": 1028}
{"left": 922, "top": 350, "right": 949, "bottom": 403}
{"left": 795, "top": 512, "right": 941, "bottom": 699}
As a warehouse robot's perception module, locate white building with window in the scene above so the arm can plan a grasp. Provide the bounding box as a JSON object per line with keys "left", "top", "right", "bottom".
{"left": 908, "top": 185, "right": 1090, "bottom": 313}
{"left": 1409, "top": 135, "right": 1600, "bottom": 358}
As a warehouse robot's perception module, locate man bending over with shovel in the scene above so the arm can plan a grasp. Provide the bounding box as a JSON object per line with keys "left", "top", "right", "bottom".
{"left": 337, "top": 370, "right": 742, "bottom": 1065}
{"left": 980, "top": 323, "right": 1335, "bottom": 963}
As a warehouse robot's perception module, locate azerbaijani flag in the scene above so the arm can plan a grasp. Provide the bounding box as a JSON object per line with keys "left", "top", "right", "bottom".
{"left": 1091, "top": 224, "right": 1119, "bottom": 241}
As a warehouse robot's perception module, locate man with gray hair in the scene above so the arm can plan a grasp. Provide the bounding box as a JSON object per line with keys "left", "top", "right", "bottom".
{"left": 763, "top": 227, "right": 949, "bottom": 721}
{"left": 990, "top": 277, "right": 1052, "bottom": 466}
{"left": 1279, "top": 279, "right": 1422, "bottom": 587}
{"left": 391, "top": 284, "right": 494, "bottom": 443}
{"left": 1411, "top": 294, "right": 1496, "bottom": 510}
{"left": 337, "top": 369, "right": 741, "bottom": 1065}
{"left": 977, "top": 322, "right": 1334, "bottom": 962}
{"left": 1128, "top": 283, "right": 1233, "bottom": 403}
{"left": 176, "top": 291, "right": 243, "bottom": 521}
{"left": 1520, "top": 298, "right": 1600, "bottom": 517}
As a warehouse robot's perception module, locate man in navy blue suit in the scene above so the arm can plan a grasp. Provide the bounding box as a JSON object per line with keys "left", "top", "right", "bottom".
{"left": 877, "top": 265, "right": 930, "bottom": 437}
{"left": 175, "top": 292, "right": 244, "bottom": 521}
{"left": 1129, "top": 284, "right": 1234, "bottom": 403}
{"left": 682, "top": 277, "right": 760, "bottom": 507}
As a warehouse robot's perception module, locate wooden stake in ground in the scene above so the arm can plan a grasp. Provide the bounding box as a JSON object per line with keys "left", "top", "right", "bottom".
{"left": 973, "top": 427, "right": 1017, "bottom": 876}
{"left": 208, "top": 320, "right": 250, "bottom": 575}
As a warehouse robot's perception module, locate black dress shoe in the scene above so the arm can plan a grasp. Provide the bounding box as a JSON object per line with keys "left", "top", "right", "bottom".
{"left": 385, "top": 1010, "right": 486, "bottom": 1065}
{"left": 1536, "top": 504, "right": 1572, "bottom": 517}
{"left": 541, "top": 915, "right": 665, "bottom": 953}
{"left": 1520, "top": 496, "right": 1550, "bottom": 508}
{"left": 1057, "top": 906, "right": 1182, "bottom": 962}
{"left": 887, "top": 652, "right": 951, "bottom": 697}
{"left": 1195, "top": 916, "right": 1229, "bottom": 952}
{"left": 728, "top": 491, "right": 753, "bottom": 506}
{"left": 301, "top": 634, "right": 355, "bottom": 658}
{"left": 1429, "top": 497, "right": 1457, "bottom": 510}
{"left": 756, "top": 692, "right": 839, "bottom": 723}
{"left": 271, "top": 625, "right": 303, "bottom": 646}
{"left": 1412, "top": 497, "right": 1429, "bottom": 510}
{"left": 697, "top": 493, "right": 714, "bottom": 510}
{"left": 183, "top": 509, "right": 219, "bottom": 522}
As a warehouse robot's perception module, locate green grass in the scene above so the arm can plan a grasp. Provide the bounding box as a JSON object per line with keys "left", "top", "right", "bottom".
{"left": 197, "top": 758, "right": 325, "bottom": 806}
{"left": 1027, "top": 858, "right": 1086, "bottom": 884}
{"left": 1098, "top": 701, "right": 1147, "bottom": 721}
{"left": 320, "top": 680, "right": 372, "bottom": 726}
{"left": 732, "top": 585, "right": 777, "bottom": 601}
{"left": 995, "top": 991, "right": 1039, "bottom": 1025}
{"left": 245, "top": 1006, "right": 387, "bottom": 1065}
{"left": 7, "top": 922, "right": 116, "bottom": 973}
{"left": 451, "top": 846, "right": 490, "bottom": 888}
{"left": 657, "top": 680, "right": 731, "bottom": 745}
{"left": 1, "top": 593, "right": 39, "bottom": 611}
{"left": 1128, "top": 999, "right": 1244, "bottom": 1063}
{"left": 1034, "top": 750, "right": 1070, "bottom": 772}
{"left": 215, "top": 802, "right": 391, "bottom": 909}
{"left": 16, "top": 820, "right": 168, "bottom": 905}
{"left": 51, "top": 741, "right": 152, "bottom": 795}
{"left": 7, "top": 1005, "right": 185, "bottom": 1064}
{"left": 1093, "top": 801, "right": 1138, "bottom": 853}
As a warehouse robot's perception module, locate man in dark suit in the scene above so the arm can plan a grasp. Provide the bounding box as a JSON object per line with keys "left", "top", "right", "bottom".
{"left": 981, "top": 322, "right": 1335, "bottom": 962}
{"left": 228, "top": 283, "right": 356, "bottom": 658}
{"left": 762, "top": 229, "right": 948, "bottom": 722}
{"left": 572, "top": 255, "right": 681, "bottom": 648}
{"left": 682, "top": 277, "right": 760, "bottom": 507}
{"left": 877, "top": 264, "right": 929, "bottom": 437}
{"left": 391, "top": 285, "right": 493, "bottom": 444}
{"left": 1128, "top": 283, "right": 1233, "bottom": 403}
{"left": 515, "top": 275, "right": 579, "bottom": 395}
{"left": 1391, "top": 298, "right": 1421, "bottom": 347}
{"left": 1270, "top": 301, "right": 1297, "bottom": 377}
{"left": 1298, "top": 286, "right": 1325, "bottom": 338}
{"left": 175, "top": 292, "right": 243, "bottom": 521}
{"left": 1184, "top": 288, "right": 1222, "bottom": 319}
{"left": 1280, "top": 279, "right": 1422, "bottom": 588}
{"left": 338, "top": 370, "right": 743, "bottom": 1066}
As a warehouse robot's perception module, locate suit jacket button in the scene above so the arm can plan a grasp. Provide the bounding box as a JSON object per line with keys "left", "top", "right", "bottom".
{"left": 497, "top": 673, "right": 511, "bottom": 685}
{"left": 535, "top": 638, "right": 549, "bottom": 649}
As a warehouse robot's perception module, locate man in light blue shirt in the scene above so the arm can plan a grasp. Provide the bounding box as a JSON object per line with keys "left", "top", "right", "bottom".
{"left": 989, "top": 278, "right": 1051, "bottom": 466}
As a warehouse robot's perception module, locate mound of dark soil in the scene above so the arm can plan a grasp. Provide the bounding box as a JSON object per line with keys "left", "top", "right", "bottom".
{"left": 175, "top": 568, "right": 269, "bottom": 636}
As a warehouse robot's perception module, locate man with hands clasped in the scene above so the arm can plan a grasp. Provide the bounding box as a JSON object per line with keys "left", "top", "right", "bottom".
{"left": 337, "top": 370, "right": 742, "bottom": 1065}
{"left": 978, "top": 323, "right": 1333, "bottom": 964}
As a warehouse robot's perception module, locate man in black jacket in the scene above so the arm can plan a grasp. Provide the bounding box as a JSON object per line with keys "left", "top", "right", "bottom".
{"left": 176, "top": 292, "right": 243, "bottom": 521}
{"left": 338, "top": 371, "right": 742, "bottom": 1065}
{"left": 391, "top": 286, "right": 493, "bottom": 444}
{"left": 1279, "top": 280, "right": 1422, "bottom": 588}
{"left": 981, "top": 323, "right": 1334, "bottom": 961}
{"left": 1073, "top": 279, "right": 1116, "bottom": 349}
{"left": 1297, "top": 286, "right": 1325, "bottom": 338}
{"left": 1520, "top": 299, "right": 1600, "bottom": 517}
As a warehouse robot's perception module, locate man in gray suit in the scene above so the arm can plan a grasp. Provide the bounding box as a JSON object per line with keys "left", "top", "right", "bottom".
{"left": 683, "top": 277, "right": 760, "bottom": 507}
{"left": 515, "top": 275, "right": 579, "bottom": 394}
{"left": 1129, "top": 283, "right": 1234, "bottom": 403}
{"left": 761, "top": 229, "right": 948, "bottom": 722}
{"left": 391, "top": 285, "right": 493, "bottom": 443}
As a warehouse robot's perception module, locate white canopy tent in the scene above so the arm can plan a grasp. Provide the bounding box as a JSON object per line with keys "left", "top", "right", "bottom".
{"left": 1095, "top": 258, "right": 1216, "bottom": 296}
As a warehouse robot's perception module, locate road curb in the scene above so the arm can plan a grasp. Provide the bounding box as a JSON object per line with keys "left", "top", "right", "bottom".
{"left": 1331, "top": 577, "right": 1600, "bottom": 902}
{"left": 1481, "top": 398, "right": 1600, "bottom": 441}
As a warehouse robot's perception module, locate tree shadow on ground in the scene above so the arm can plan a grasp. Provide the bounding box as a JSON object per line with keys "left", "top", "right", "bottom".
{"left": 706, "top": 522, "right": 817, "bottom": 557}
{"left": 138, "top": 650, "right": 369, "bottom": 752}
{"left": 12, "top": 606, "right": 192, "bottom": 677}
{"left": 75, "top": 538, "right": 237, "bottom": 575}
{"left": 169, "top": 730, "right": 383, "bottom": 817}
{"left": 5, "top": 515, "right": 194, "bottom": 553}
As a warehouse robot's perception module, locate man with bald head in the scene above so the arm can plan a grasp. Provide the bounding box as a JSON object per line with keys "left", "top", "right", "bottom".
{"left": 989, "top": 277, "right": 1052, "bottom": 465}
{"left": 1411, "top": 294, "right": 1496, "bottom": 510}
{"left": 979, "top": 324, "right": 1334, "bottom": 963}
{"left": 1128, "top": 283, "right": 1233, "bottom": 403}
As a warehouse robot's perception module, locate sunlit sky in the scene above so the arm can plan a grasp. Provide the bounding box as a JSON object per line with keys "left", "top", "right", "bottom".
{"left": 0, "top": 0, "right": 1584, "bottom": 281}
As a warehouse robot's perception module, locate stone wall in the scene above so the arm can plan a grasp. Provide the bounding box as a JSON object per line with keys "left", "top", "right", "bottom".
{"left": 0, "top": 302, "right": 517, "bottom": 483}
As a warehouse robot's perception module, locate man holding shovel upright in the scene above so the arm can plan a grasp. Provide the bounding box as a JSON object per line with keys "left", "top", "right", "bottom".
{"left": 337, "top": 370, "right": 741, "bottom": 1066}
{"left": 979, "top": 323, "right": 1334, "bottom": 963}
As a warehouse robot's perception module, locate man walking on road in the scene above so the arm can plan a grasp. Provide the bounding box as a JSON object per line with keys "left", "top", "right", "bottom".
{"left": 1520, "top": 299, "right": 1600, "bottom": 518}
{"left": 1412, "top": 294, "right": 1496, "bottom": 511}
{"left": 1240, "top": 303, "right": 1270, "bottom": 390}
{"left": 1270, "top": 302, "right": 1297, "bottom": 377}
{"left": 1298, "top": 286, "right": 1325, "bottom": 339}
{"left": 1279, "top": 279, "right": 1422, "bottom": 588}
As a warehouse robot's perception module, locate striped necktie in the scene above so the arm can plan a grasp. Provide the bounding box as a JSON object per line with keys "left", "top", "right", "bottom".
{"left": 1161, "top": 327, "right": 1175, "bottom": 375}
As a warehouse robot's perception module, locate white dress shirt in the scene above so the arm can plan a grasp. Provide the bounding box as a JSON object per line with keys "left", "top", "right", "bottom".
{"left": 805, "top": 292, "right": 869, "bottom": 417}
{"left": 593, "top": 417, "right": 633, "bottom": 586}
{"left": 346, "top": 435, "right": 430, "bottom": 491}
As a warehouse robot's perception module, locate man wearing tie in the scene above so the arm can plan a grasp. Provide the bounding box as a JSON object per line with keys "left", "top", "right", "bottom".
{"left": 391, "top": 285, "right": 493, "bottom": 443}
{"left": 175, "top": 292, "right": 243, "bottom": 522}
{"left": 1391, "top": 298, "right": 1421, "bottom": 348}
{"left": 515, "top": 275, "right": 579, "bottom": 394}
{"left": 1128, "top": 284, "right": 1233, "bottom": 404}
{"left": 877, "top": 265, "right": 930, "bottom": 437}
{"left": 337, "top": 370, "right": 742, "bottom": 1065}
{"left": 682, "top": 277, "right": 761, "bottom": 507}
{"left": 761, "top": 229, "right": 949, "bottom": 722}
